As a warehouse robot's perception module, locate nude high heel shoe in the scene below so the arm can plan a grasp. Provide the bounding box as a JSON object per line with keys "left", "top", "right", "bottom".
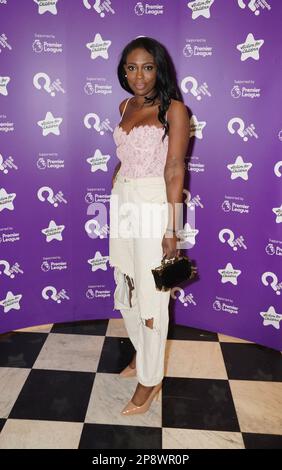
{"left": 121, "top": 382, "right": 162, "bottom": 416}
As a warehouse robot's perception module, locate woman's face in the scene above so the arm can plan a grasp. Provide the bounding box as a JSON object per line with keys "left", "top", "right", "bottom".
{"left": 123, "top": 47, "right": 157, "bottom": 97}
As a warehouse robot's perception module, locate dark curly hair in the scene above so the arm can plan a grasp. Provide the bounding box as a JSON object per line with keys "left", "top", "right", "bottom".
{"left": 117, "top": 37, "right": 183, "bottom": 142}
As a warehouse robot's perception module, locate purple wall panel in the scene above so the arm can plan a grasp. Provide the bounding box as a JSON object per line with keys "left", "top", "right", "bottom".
{"left": 0, "top": 0, "right": 281, "bottom": 350}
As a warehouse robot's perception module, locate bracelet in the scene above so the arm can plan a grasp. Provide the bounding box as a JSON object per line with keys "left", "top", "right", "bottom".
{"left": 165, "top": 228, "right": 177, "bottom": 234}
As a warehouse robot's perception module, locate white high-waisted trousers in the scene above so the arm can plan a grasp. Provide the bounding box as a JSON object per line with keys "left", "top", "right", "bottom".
{"left": 109, "top": 172, "right": 171, "bottom": 386}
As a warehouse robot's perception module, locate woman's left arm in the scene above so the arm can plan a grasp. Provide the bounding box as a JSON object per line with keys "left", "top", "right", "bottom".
{"left": 162, "top": 101, "right": 190, "bottom": 259}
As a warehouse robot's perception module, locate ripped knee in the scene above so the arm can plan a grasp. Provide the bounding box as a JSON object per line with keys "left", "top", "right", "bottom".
{"left": 124, "top": 274, "right": 134, "bottom": 308}
{"left": 141, "top": 317, "right": 160, "bottom": 335}
{"left": 145, "top": 318, "right": 154, "bottom": 329}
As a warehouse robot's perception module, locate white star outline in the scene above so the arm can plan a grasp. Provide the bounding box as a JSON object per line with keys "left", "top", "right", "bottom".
{"left": 0, "top": 76, "right": 10, "bottom": 96}
{"left": 86, "top": 149, "right": 111, "bottom": 173}
{"left": 272, "top": 205, "right": 282, "bottom": 224}
{"left": 34, "top": 0, "right": 59, "bottom": 15}
{"left": 237, "top": 33, "right": 264, "bottom": 61}
{"left": 260, "top": 306, "right": 282, "bottom": 330}
{"left": 176, "top": 222, "right": 199, "bottom": 247}
{"left": 86, "top": 33, "right": 111, "bottom": 60}
{"left": 41, "top": 220, "right": 65, "bottom": 242}
{"left": 0, "top": 291, "right": 22, "bottom": 313}
{"left": 190, "top": 114, "right": 206, "bottom": 139}
{"left": 218, "top": 262, "right": 241, "bottom": 285}
{"left": 227, "top": 155, "right": 252, "bottom": 181}
{"left": 0, "top": 187, "right": 16, "bottom": 212}
{"left": 37, "top": 111, "right": 63, "bottom": 136}
{"left": 187, "top": 0, "right": 214, "bottom": 19}
{"left": 87, "top": 251, "right": 109, "bottom": 272}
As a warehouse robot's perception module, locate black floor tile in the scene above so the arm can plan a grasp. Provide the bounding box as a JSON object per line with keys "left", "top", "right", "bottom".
{"left": 2, "top": 319, "right": 281, "bottom": 449}
{"left": 162, "top": 377, "right": 240, "bottom": 432}
{"left": 220, "top": 343, "right": 282, "bottom": 381}
{"left": 9, "top": 369, "right": 95, "bottom": 422}
{"left": 168, "top": 322, "right": 218, "bottom": 341}
{"left": 79, "top": 423, "right": 162, "bottom": 449}
{"left": 0, "top": 332, "right": 47, "bottom": 368}
{"left": 243, "top": 433, "right": 282, "bottom": 449}
{"left": 50, "top": 319, "right": 109, "bottom": 336}
{"left": 0, "top": 419, "right": 6, "bottom": 433}
{"left": 97, "top": 337, "right": 135, "bottom": 374}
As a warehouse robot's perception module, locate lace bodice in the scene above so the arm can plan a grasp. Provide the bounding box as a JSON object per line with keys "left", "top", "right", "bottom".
{"left": 113, "top": 98, "right": 169, "bottom": 178}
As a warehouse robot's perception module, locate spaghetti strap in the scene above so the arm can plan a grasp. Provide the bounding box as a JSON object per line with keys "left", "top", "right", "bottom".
{"left": 120, "top": 97, "right": 131, "bottom": 121}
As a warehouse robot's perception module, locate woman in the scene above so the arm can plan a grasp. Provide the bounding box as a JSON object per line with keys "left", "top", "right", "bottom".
{"left": 109, "top": 37, "right": 190, "bottom": 415}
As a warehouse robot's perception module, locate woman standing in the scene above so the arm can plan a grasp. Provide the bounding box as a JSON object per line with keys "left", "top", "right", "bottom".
{"left": 109, "top": 37, "right": 190, "bottom": 415}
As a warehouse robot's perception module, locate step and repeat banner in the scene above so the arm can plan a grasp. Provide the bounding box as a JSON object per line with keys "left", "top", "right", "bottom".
{"left": 0, "top": 0, "right": 281, "bottom": 350}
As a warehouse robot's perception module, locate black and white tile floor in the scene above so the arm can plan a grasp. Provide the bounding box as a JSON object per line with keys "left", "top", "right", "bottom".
{"left": 0, "top": 319, "right": 281, "bottom": 449}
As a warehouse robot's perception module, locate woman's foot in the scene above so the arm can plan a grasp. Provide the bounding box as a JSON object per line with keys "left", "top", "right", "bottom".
{"left": 131, "top": 382, "right": 155, "bottom": 407}
{"left": 121, "top": 382, "right": 162, "bottom": 415}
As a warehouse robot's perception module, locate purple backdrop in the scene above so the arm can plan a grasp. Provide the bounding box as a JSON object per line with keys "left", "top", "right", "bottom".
{"left": 0, "top": 0, "right": 281, "bottom": 350}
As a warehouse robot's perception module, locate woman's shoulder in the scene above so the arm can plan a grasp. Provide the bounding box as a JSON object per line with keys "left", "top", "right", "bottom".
{"left": 167, "top": 98, "right": 187, "bottom": 121}
{"left": 119, "top": 97, "right": 131, "bottom": 116}
{"left": 168, "top": 98, "right": 186, "bottom": 111}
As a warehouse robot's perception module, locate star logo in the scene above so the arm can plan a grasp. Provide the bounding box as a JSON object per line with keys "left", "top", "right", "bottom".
{"left": 190, "top": 114, "right": 206, "bottom": 139}
{"left": 0, "top": 187, "right": 16, "bottom": 212}
{"left": 187, "top": 0, "right": 214, "bottom": 19}
{"left": 272, "top": 205, "right": 282, "bottom": 223}
{"left": 260, "top": 306, "right": 282, "bottom": 330}
{"left": 86, "top": 33, "right": 111, "bottom": 60}
{"left": 87, "top": 251, "right": 109, "bottom": 272}
{"left": 34, "top": 0, "right": 59, "bottom": 15}
{"left": 227, "top": 155, "right": 252, "bottom": 180}
{"left": 0, "top": 291, "right": 22, "bottom": 313}
{"left": 176, "top": 222, "right": 199, "bottom": 247}
{"left": 41, "top": 220, "right": 65, "bottom": 242}
{"left": 37, "top": 111, "right": 63, "bottom": 136}
{"left": 218, "top": 262, "right": 241, "bottom": 285}
{"left": 0, "top": 76, "right": 10, "bottom": 96}
{"left": 87, "top": 149, "right": 111, "bottom": 173}
{"left": 237, "top": 33, "right": 264, "bottom": 61}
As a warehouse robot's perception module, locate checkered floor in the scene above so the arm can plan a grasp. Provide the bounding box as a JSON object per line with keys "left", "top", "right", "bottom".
{"left": 0, "top": 319, "right": 281, "bottom": 449}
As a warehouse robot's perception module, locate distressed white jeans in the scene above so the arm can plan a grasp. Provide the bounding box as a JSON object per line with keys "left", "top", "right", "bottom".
{"left": 109, "top": 173, "right": 171, "bottom": 386}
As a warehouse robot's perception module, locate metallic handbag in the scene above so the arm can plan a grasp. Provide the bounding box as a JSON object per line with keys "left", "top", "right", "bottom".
{"left": 151, "top": 255, "right": 197, "bottom": 291}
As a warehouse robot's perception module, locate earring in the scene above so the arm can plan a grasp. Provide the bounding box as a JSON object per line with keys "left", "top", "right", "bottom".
{"left": 125, "top": 74, "right": 127, "bottom": 77}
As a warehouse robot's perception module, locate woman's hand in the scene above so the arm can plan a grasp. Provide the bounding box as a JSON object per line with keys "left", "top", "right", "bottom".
{"left": 162, "top": 232, "right": 181, "bottom": 259}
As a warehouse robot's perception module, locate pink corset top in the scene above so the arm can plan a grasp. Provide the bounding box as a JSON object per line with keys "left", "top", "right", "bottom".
{"left": 113, "top": 98, "right": 168, "bottom": 178}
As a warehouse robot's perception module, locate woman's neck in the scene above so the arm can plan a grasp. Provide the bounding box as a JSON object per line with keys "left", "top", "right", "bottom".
{"left": 132, "top": 93, "right": 160, "bottom": 109}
